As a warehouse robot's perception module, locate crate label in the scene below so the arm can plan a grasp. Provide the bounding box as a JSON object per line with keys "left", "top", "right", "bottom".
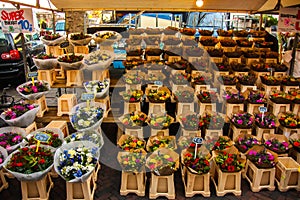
{"left": 34, "top": 133, "right": 51, "bottom": 143}
{"left": 154, "top": 81, "right": 163, "bottom": 86}
{"left": 259, "top": 106, "right": 267, "bottom": 113}
{"left": 27, "top": 71, "right": 38, "bottom": 78}
{"left": 193, "top": 137, "right": 203, "bottom": 144}
{"left": 60, "top": 41, "right": 70, "bottom": 48}
{"left": 81, "top": 93, "right": 95, "bottom": 101}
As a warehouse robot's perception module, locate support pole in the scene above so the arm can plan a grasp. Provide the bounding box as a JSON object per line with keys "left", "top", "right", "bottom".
{"left": 289, "top": 33, "right": 299, "bottom": 76}
{"left": 21, "top": 33, "right": 29, "bottom": 81}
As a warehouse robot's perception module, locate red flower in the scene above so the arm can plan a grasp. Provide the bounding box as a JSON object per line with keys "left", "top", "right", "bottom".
{"left": 16, "top": 162, "right": 23, "bottom": 167}
{"left": 294, "top": 141, "right": 300, "bottom": 147}
{"left": 227, "top": 165, "right": 235, "bottom": 172}
{"left": 226, "top": 157, "right": 233, "bottom": 164}
{"left": 190, "top": 143, "right": 196, "bottom": 147}
{"left": 38, "top": 159, "right": 45, "bottom": 164}
{"left": 215, "top": 142, "right": 220, "bottom": 147}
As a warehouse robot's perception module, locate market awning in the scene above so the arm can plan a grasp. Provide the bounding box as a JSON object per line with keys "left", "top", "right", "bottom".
{"left": 257, "top": 0, "right": 300, "bottom": 13}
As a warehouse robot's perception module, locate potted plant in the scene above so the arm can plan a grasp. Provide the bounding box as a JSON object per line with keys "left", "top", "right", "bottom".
{"left": 0, "top": 126, "right": 26, "bottom": 152}
{"left": 269, "top": 90, "right": 293, "bottom": 104}
{"left": 40, "top": 33, "right": 65, "bottom": 46}
{"left": 238, "top": 73, "right": 256, "bottom": 85}
{"left": 214, "top": 147, "right": 245, "bottom": 172}
{"left": 17, "top": 80, "right": 50, "bottom": 100}
{"left": 192, "top": 72, "right": 212, "bottom": 85}
{"left": 234, "top": 133, "right": 260, "bottom": 153}
{"left": 263, "top": 134, "right": 290, "bottom": 155}
{"left": 33, "top": 53, "right": 57, "bottom": 70}
{"left": 246, "top": 145, "right": 277, "bottom": 168}
{"left": 179, "top": 113, "right": 200, "bottom": 131}
{"left": 197, "top": 90, "right": 218, "bottom": 103}
{"left": 260, "top": 75, "right": 281, "bottom": 86}
{"left": 223, "top": 89, "right": 245, "bottom": 103}
{"left": 57, "top": 54, "right": 84, "bottom": 70}
{"left": 231, "top": 112, "right": 254, "bottom": 129}
{"left": 288, "top": 89, "right": 300, "bottom": 104}
{"left": 254, "top": 112, "right": 278, "bottom": 129}
{"left": 218, "top": 75, "right": 237, "bottom": 85}
{"left": 281, "top": 76, "right": 300, "bottom": 86}
{"left": 247, "top": 90, "right": 267, "bottom": 104}
{"left": 212, "top": 136, "right": 233, "bottom": 151}
{"left": 199, "top": 112, "right": 225, "bottom": 130}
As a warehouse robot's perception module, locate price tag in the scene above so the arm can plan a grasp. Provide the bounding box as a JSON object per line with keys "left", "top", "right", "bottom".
{"left": 27, "top": 71, "right": 38, "bottom": 85}
{"left": 60, "top": 41, "right": 70, "bottom": 49}
{"left": 81, "top": 93, "right": 95, "bottom": 101}
{"left": 154, "top": 81, "right": 163, "bottom": 86}
{"left": 211, "top": 88, "right": 218, "bottom": 92}
{"left": 192, "top": 137, "right": 203, "bottom": 159}
{"left": 34, "top": 132, "right": 51, "bottom": 152}
{"left": 259, "top": 106, "right": 267, "bottom": 113}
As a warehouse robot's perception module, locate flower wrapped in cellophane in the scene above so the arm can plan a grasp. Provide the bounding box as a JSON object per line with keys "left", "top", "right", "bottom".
{"left": 117, "top": 149, "right": 147, "bottom": 173}
{"left": 0, "top": 126, "right": 26, "bottom": 152}
{"left": 120, "top": 89, "right": 143, "bottom": 103}
{"left": 148, "top": 113, "right": 174, "bottom": 129}
{"left": 178, "top": 112, "right": 200, "bottom": 131}
{"left": 119, "top": 111, "right": 147, "bottom": 128}
{"left": 234, "top": 133, "right": 260, "bottom": 153}
{"left": 289, "top": 133, "right": 300, "bottom": 153}
{"left": 84, "top": 79, "right": 110, "bottom": 98}
{"left": 117, "top": 135, "right": 146, "bottom": 152}
{"left": 263, "top": 134, "right": 290, "bottom": 155}
{"left": 246, "top": 145, "right": 278, "bottom": 168}
{"left": 0, "top": 146, "right": 8, "bottom": 169}
{"left": 17, "top": 80, "right": 50, "bottom": 100}
{"left": 54, "top": 141, "right": 100, "bottom": 182}
{"left": 64, "top": 130, "right": 104, "bottom": 149}
{"left": 146, "top": 135, "right": 176, "bottom": 152}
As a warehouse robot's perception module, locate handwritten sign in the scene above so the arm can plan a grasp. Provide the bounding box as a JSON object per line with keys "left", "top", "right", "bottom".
{"left": 259, "top": 106, "right": 267, "bottom": 113}
{"left": 81, "top": 93, "right": 95, "bottom": 101}
{"left": 60, "top": 41, "right": 70, "bottom": 49}
{"left": 27, "top": 71, "right": 38, "bottom": 78}
{"left": 0, "top": 8, "right": 34, "bottom": 33}
{"left": 34, "top": 133, "right": 51, "bottom": 143}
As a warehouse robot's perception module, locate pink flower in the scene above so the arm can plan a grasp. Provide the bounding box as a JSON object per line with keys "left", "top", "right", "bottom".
{"left": 237, "top": 119, "right": 243, "bottom": 124}
{"left": 12, "top": 135, "right": 21, "bottom": 143}
{"left": 248, "top": 150, "right": 257, "bottom": 156}
{"left": 32, "top": 86, "right": 38, "bottom": 93}
{"left": 27, "top": 105, "right": 35, "bottom": 110}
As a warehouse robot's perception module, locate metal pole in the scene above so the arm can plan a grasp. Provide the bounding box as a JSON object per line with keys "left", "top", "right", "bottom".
{"left": 52, "top": 10, "right": 56, "bottom": 33}
{"left": 21, "top": 33, "right": 29, "bottom": 81}
{"left": 289, "top": 33, "right": 299, "bottom": 76}
{"left": 259, "top": 14, "right": 263, "bottom": 30}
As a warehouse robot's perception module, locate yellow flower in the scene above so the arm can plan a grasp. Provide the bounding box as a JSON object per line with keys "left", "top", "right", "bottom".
{"left": 164, "top": 155, "right": 170, "bottom": 159}
{"left": 137, "top": 141, "right": 143, "bottom": 146}
{"left": 150, "top": 159, "right": 157, "bottom": 163}
{"left": 123, "top": 161, "right": 128, "bottom": 165}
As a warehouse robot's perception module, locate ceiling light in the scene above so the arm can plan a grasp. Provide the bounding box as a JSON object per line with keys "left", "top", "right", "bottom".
{"left": 196, "top": 0, "right": 204, "bottom": 7}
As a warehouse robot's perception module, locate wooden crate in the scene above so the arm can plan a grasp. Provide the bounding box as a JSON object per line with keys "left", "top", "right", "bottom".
{"left": 73, "top": 46, "right": 89, "bottom": 54}
{"left": 146, "top": 55, "right": 161, "bottom": 61}
{"left": 46, "top": 120, "right": 69, "bottom": 137}
{"left": 194, "top": 84, "right": 210, "bottom": 93}
{"left": 290, "top": 149, "right": 300, "bottom": 164}
{"left": 24, "top": 121, "right": 37, "bottom": 135}
{"left": 95, "top": 95, "right": 111, "bottom": 118}
{"left": 219, "top": 85, "right": 237, "bottom": 95}
{"left": 229, "top": 124, "right": 252, "bottom": 141}
{"left": 66, "top": 70, "right": 84, "bottom": 87}
{"left": 197, "top": 102, "right": 216, "bottom": 115}
{"left": 245, "top": 58, "right": 260, "bottom": 66}
{"left": 203, "top": 129, "right": 222, "bottom": 138}
{"left": 267, "top": 100, "right": 291, "bottom": 117}
{"left": 223, "top": 103, "right": 244, "bottom": 117}
{"left": 275, "top": 157, "right": 300, "bottom": 192}
{"left": 148, "top": 102, "right": 166, "bottom": 115}
{"left": 38, "top": 69, "right": 55, "bottom": 86}
{"left": 227, "top": 57, "right": 242, "bottom": 64}
{"left": 181, "top": 129, "right": 201, "bottom": 137}
{"left": 177, "top": 102, "right": 194, "bottom": 116}
{"left": 282, "top": 85, "right": 299, "bottom": 93}
{"left": 92, "top": 69, "right": 110, "bottom": 81}
{"left": 126, "top": 55, "right": 142, "bottom": 61}
{"left": 246, "top": 102, "right": 263, "bottom": 115}
{"left": 21, "top": 174, "right": 53, "bottom": 200}
{"left": 265, "top": 58, "right": 277, "bottom": 64}
{"left": 149, "top": 173, "right": 175, "bottom": 199}
{"left": 170, "top": 81, "right": 186, "bottom": 92}
{"left": 150, "top": 128, "right": 169, "bottom": 137}
{"left": 57, "top": 94, "right": 77, "bottom": 116}
{"left": 46, "top": 45, "right": 64, "bottom": 56}
{"left": 210, "top": 57, "right": 223, "bottom": 64}
{"left": 273, "top": 72, "right": 287, "bottom": 79}
{"left": 120, "top": 171, "right": 146, "bottom": 196}
{"left": 255, "top": 126, "right": 275, "bottom": 141}
{"left": 181, "top": 166, "right": 210, "bottom": 197}
{"left": 124, "top": 127, "right": 143, "bottom": 138}
{"left": 222, "top": 46, "right": 236, "bottom": 52}
{"left": 27, "top": 95, "right": 48, "bottom": 118}
{"left": 277, "top": 125, "right": 300, "bottom": 139}
{"left": 164, "top": 55, "right": 181, "bottom": 63}
{"left": 0, "top": 170, "right": 8, "bottom": 192}
{"left": 232, "top": 71, "right": 248, "bottom": 77}
{"left": 66, "top": 173, "right": 96, "bottom": 200}
{"left": 244, "top": 160, "right": 276, "bottom": 192}
{"left": 211, "top": 159, "right": 242, "bottom": 196}
{"left": 292, "top": 104, "right": 300, "bottom": 116}
{"left": 123, "top": 102, "right": 141, "bottom": 114}
{"left": 261, "top": 84, "right": 281, "bottom": 98}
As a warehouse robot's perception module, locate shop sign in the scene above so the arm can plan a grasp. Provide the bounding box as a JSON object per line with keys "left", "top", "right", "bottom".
{"left": 278, "top": 7, "right": 300, "bottom": 33}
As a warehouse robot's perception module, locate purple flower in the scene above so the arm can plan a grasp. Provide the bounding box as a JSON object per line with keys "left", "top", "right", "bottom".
{"left": 237, "top": 119, "right": 243, "bottom": 124}
{"left": 248, "top": 150, "right": 257, "bottom": 156}
{"left": 265, "top": 141, "right": 272, "bottom": 146}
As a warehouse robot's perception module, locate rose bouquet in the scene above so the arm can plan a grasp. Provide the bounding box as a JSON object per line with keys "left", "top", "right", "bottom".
{"left": 17, "top": 80, "right": 50, "bottom": 100}
{"left": 83, "top": 50, "right": 114, "bottom": 70}
{"left": 70, "top": 102, "right": 105, "bottom": 132}
{"left": 146, "top": 87, "right": 171, "bottom": 103}
{"left": 58, "top": 54, "right": 84, "bottom": 70}
{"left": 40, "top": 33, "right": 65, "bottom": 46}
{"left": 121, "top": 89, "right": 143, "bottom": 102}
{"left": 69, "top": 32, "right": 92, "bottom": 46}
{"left": 0, "top": 102, "right": 39, "bottom": 127}
{"left": 246, "top": 145, "right": 277, "bottom": 168}
{"left": 118, "top": 149, "right": 147, "bottom": 173}
{"left": 54, "top": 141, "right": 100, "bottom": 182}
{"left": 4, "top": 145, "right": 54, "bottom": 181}
{"left": 223, "top": 89, "right": 245, "bottom": 103}
{"left": 84, "top": 79, "right": 110, "bottom": 98}
{"left": 148, "top": 113, "right": 174, "bottom": 130}
{"left": 179, "top": 113, "right": 200, "bottom": 130}
{"left": 120, "top": 111, "right": 147, "bottom": 128}
{"left": 0, "top": 146, "right": 7, "bottom": 169}
{"left": 231, "top": 112, "right": 254, "bottom": 129}
{"left": 33, "top": 53, "right": 57, "bottom": 70}
{"left": 0, "top": 126, "right": 26, "bottom": 152}
{"left": 238, "top": 73, "right": 256, "bottom": 85}
{"left": 172, "top": 72, "right": 189, "bottom": 85}
{"left": 118, "top": 135, "right": 146, "bottom": 151}
{"left": 146, "top": 136, "right": 176, "bottom": 152}
{"left": 146, "top": 148, "right": 179, "bottom": 176}
{"left": 281, "top": 76, "right": 300, "bottom": 86}
{"left": 278, "top": 112, "right": 300, "bottom": 128}
{"left": 218, "top": 75, "right": 237, "bottom": 85}
{"left": 24, "top": 128, "right": 64, "bottom": 149}
{"left": 263, "top": 134, "right": 290, "bottom": 155}
{"left": 174, "top": 88, "right": 194, "bottom": 103}
{"left": 182, "top": 147, "right": 211, "bottom": 175}
{"left": 64, "top": 131, "right": 104, "bottom": 148}
{"left": 247, "top": 90, "right": 267, "bottom": 104}
{"left": 214, "top": 146, "right": 245, "bottom": 172}
{"left": 199, "top": 112, "right": 225, "bottom": 130}
{"left": 255, "top": 112, "right": 278, "bottom": 129}
{"left": 234, "top": 133, "right": 260, "bottom": 153}
{"left": 197, "top": 90, "right": 218, "bottom": 103}
{"left": 260, "top": 75, "right": 281, "bottom": 86}
{"left": 289, "top": 133, "right": 300, "bottom": 153}
{"left": 191, "top": 72, "right": 212, "bottom": 85}
{"left": 269, "top": 90, "right": 293, "bottom": 104}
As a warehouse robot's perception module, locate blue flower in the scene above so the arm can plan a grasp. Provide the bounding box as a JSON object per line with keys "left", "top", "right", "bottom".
{"left": 74, "top": 169, "right": 82, "bottom": 177}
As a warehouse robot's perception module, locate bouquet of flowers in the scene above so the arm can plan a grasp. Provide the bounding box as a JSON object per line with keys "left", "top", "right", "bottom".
{"left": 263, "top": 134, "right": 290, "bottom": 154}
{"left": 251, "top": 61, "right": 270, "bottom": 72}
{"left": 231, "top": 112, "right": 254, "bottom": 129}
{"left": 197, "top": 90, "right": 218, "bottom": 103}
{"left": 58, "top": 54, "right": 84, "bottom": 70}
{"left": 247, "top": 90, "right": 267, "bottom": 104}
{"left": 281, "top": 76, "right": 300, "bottom": 86}
{"left": 233, "top": 30, "right": 249, "bottom": 37}
{"left": 69, "top": 32, "right": 92, "bottom": 46}
{"left": 199, "top": 112, "right": 225, "bottom": 130}
{"left": 148, "top": 113, "right": 174, "bottom": 129}
{"left": 146, "top": 135, "right": 176, "bottom": 152}
{"left": 23, "top": 128, "right": 64, "bottom": 149}
{"left": 262, "top": 51, "right": 279, "bottom": 59}
{"left": 230, "top": 62, "right": 249, "bottom": 72}
{"left": 4, "top": 145, "right": 54, "bottom": 181}
{"left": 223, "top": 89, "right": 245, "bottom": 103}
{"left": 83, "top": 50, "right": 114, "bottom": 70}
{"left": 224, "top": 51, "right": 243, "bottom": 58}
{"left": 145, "top": 48, "right": 163, "bottom": 56}
{"left": 146, "top": 87, "right": 171, "bottom": 103}
{"left": 244, "top": 50, "right": 260, "bottom": 58}
{"left": 190, "top": 59, "right": 208, "bottom": 71}
{"left": 234, "top": 133, "right": 260, "bottom": 153}
{"left": 218, "top": 75, "right": 237, "bottom": 85}
{"left": 199, "top": 29, "right": 213, "bottom": 36}
{"left": 180, "top": 28, "right": 196, "bottom": 36}
{"left": 289, "top": 89, "right": 300, "bottom": 104}
{"left": 203, "top": 135, "right": 219, "bottom": 152}
{"left": 118, "top": 135, "right": 146, "bottom": 151}
{"left": 123, "top": 59, "right": 144, "bottom": 71}
{"left": 121, "top": 89, "right": 143, "bottom": 102}
{"left": 185, "top": 47, "right": 204, "bottom": 57}
{"left": 172, "top": 72, "right": 189, "bottom": 85}
{"left": 163, "top": 38, "right": 181, "bottom": 46}
{"left": 236, "top": 39, "right": 253, "bottom": 47}
{"left": 220, "top": 38, "right": 237, "bottom": 47}
{"left": 174, "top": 88, "right": 194, "bottom": 103}
{"left": 255, "top": 41, "right": 273, "bottom": 48}
{"left": 214, "top": 146, "right": 245, "bottom": 172}
{"left": 84, "top": 79, "right": 110, "bottom": 98}
{"left": 70, "top": 102, "right": 105, "bottom": 132}
{"left": 182, "top": 38, "right": 198, "bottom": 46}
{"left": 0, "top": 146, "right": 7, "bottom": 169}
{"left": 33, "top": 53, "right": 57, "bottom": 70}
{"left": 289, "top": 133, "right": 300, "bottom": 153}
{"left": 278, "top": 112, "right": 300, "bottom": 128}
{"left": 123, "top": 72, "right": 143, "bottom": 85}
{"left": 192, "top": 72, "right": 212, "bottom": 85}
{"left": 238, "top": 73, "right": 256, "bottom": 85}
{"left": 40, "top": 33, "right": 65, "bottom": 46}
{"left": 93, "top": 31, "right": 121, "bottom": 43}
{"left": 0, "top": 102, "right": 39, "bottom": 127}
{"left": 166, "top": 60, "right": 189, "bottom": 70}
{"left": 0, "top": 126, "right": 26, "bottom": 152}
{"left": 217, "top": 29, "right": 233, "bottom": 37}
{"left": 120, "top": 111, "right": 147, "bottom": 128}
{"left": 182, "top": 146, "right": 211, "bottom": 175}
{"left": 179, "top": 113, "right": 200, "bottom": 130}
{"left": 117, "top": 149, "right": 147, "bottom": 173}
{"left": 250, "top": 30, "right": 267, "bottom": 38}
{"left": 269, "top": 90, "right": 293, "bottom": 104}
{"left": 207, "top": 48, "right": 223, "bottom": 57}
{"left": 199, "top": 37, "right": 219, "bottom": 46}
{"left": 145, "top": 72, "right": 166, "bottom": 83}
{"left": 177, "top": 136, "right": 194, "bottom": 150}
{"left": 212, "top": 136, "right": 233, "bottom": 151}
{"left": 246, "top": 145, "right": 277, "bottom": 168}
{"left": 54, "top": 141, "right": 100, "bottom": 182}
{"left": 213, "top": 63, "right": 230, "bottom": 71}
{"left": 260, "top": 75, "right": 281, "bottom": 86}
{"left": 255, "top": 112, "right": 278, "bottom": 129}
{"left": 146, "top": 148, "right": 179, "bottom": 176}
{"left": 64, "top": 131, "right": 104, "bottom": 148}
{"left": 17, "top": 80, "right": 50, "bottom": 100}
